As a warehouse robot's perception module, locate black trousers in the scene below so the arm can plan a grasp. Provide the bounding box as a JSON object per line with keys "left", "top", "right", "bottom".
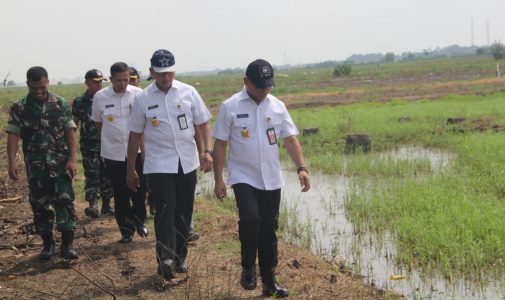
{"left": 232, "top": 183, "right": 281, "bottom": 280}
{"left": 148, "top": 163, "right": 196, "bottom": 262}
{"left": 104, "top": 153, "right": 146, "bottom": 238}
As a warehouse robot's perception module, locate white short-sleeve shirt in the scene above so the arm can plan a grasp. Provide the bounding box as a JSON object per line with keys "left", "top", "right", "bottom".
{"left": 212, "top": 87, "right": 299, "bottom": 190}
{"left": 128, "top": 80, "right": 212, "bottom": 174}
{"left": 91, "top": 84, "right": 142, "bottom": 161}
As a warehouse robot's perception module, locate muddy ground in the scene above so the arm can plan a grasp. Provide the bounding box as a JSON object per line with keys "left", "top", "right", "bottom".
{"left": 0, "top": 147, "right": 386, "bottom": 299}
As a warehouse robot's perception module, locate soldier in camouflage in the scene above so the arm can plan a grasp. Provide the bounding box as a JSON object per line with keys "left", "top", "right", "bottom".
{"left": 6, "top": 66, "right": 79, "bottom": 260}
{"left": 72, "top": 69, "right": 114, "bottom": 218}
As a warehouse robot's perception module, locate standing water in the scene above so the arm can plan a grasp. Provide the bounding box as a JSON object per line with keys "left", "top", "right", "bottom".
{"left": 281, "top": 146, "right": 503, "bottom": 299}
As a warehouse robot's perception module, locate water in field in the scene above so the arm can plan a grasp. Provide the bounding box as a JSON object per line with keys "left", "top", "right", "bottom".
{"left": 281, "top": 146, "right": 503, "bottom": 300}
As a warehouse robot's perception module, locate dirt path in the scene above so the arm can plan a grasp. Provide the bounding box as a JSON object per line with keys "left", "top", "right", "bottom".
{"left": 0, "top": 156, "right": 385, "bottom": 299}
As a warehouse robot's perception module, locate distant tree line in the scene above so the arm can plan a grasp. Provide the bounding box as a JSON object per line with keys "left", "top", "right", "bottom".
{"left": 345, "top": 44, "right": 486, "bottom": 64}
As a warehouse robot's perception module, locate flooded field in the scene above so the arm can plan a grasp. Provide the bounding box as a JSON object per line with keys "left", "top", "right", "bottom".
{"left": 281, "top": 146, "right": 503, "bottom": 299}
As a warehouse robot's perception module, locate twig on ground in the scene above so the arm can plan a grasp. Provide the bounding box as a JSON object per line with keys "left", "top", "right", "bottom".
{"left": 30, "top": 287, "right": 61, "bottom": 299}
{"left": 0, "top": 244, "right": 14, "bottom": 250}
{"left": 77, "top": 242, "right": 117, "bottom": 294}
{"left": 0, "top": 196, "right": 21, "bottom": 203}
{"left": 70, "top": 265, "right": 117, "bottom": 300}
{"left": 59, "top": 274, "right": 79, "bottom": 298}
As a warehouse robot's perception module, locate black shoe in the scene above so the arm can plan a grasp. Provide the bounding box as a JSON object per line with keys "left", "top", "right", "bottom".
{"left": 84, "top": 207, "right": 101, "bottom": 218}
{"left": 60, "top": 231, "right": 78, "bottom": 260}
{"left": 118, "top": 235, "right": 133, "bottom": 243}
{"left": 158, "top": 259, "right": 175, "bottom": 280}
{"left": 240, "top": 268, "right": 257, "bottom": 290}
{"left": 38, "top": 233, "right": 55, "bottom": 260}
{"left": 100, "top": 204, "right": 115, "bottom": 216}
{"left": 136, "top": 223, "right": 148, "bottom": 237}
{"left": 175, "top": 259, "right": 188, "bottom": 273}
{"left": 188, "top": 231, "right": 199, "bottom": 242}
{"left": 262, "top": 279, "right": 289, "bottom": 298}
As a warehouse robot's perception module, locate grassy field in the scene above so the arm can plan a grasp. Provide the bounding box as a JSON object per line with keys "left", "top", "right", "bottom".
{"left": 1, "top": 55, "right": 505, "bottom": 289}
{"left": 290, "top": 93, "right": 505, "bottom": 282}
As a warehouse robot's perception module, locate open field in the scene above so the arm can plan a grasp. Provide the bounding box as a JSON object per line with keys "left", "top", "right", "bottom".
{"left": 1, "top": 55, "right": 503, "bottom": 112}
{"left": 1, "top": 55, "right": 505, "bottom": 298}
{"left": 285, "top": 93, "right": 505, "bottom": 295}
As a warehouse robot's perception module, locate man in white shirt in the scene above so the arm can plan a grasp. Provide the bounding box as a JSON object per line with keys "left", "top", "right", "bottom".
{"left": 213, "top": 59, "right": 310, "bottom": 298}
{"left": 126, "top": 49, "right": 213, "bottom": 284}
{"left": 91, "top": 62, "right": 147, "bottom": 243}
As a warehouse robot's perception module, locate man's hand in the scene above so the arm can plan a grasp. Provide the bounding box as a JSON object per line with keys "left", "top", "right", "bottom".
{"left": 298, "top": 171, "right": 310, "bottom": 192}
{"left": 214, "top": 179, "right": 227, "bottom": 200}
{"left": 199, "top": 152, "right": 213, "bottom": 173}
{"left": 65, "top": 159, "right": 78, "bottom": 179}
{"left": 8, "top": 164, "right": 19, "bottom": 181}
{"left": 127, "top": 170, "right": 140, "bottom": 192}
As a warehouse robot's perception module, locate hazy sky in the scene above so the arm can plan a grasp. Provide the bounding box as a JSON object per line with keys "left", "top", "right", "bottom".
{"left": 1, "top": 0, "right": 503, "bottom": 83}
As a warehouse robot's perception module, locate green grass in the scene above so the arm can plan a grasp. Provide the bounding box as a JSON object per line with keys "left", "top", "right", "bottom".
{"left": 211, "top": 240, "right": 240, "bottom": 253}
{"left": 286, "top": 92, "right": 505, "bottom": 281}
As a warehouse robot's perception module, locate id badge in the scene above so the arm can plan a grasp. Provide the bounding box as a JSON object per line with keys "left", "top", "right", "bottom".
{"left": 178, "top": 114, "right": 188, "bottom": 130}
{"left": 266, "top": 127, "right": 277, "bottom": 145}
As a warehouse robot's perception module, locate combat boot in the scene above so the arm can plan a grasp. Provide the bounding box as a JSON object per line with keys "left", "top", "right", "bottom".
{"left": 100, "top": 198, "right": 115, "bottom": 216}
{"left": 38, "top": 232, "right": 56, "bottom": 260}
{"left": 60, "top": 231, "right": 79, "bottom": 259}
{"left": 84, "top": 199, "right": 101, "bottom": 218}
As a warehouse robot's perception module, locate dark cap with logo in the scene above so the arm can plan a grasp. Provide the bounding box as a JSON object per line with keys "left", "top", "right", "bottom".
{"left": 85, "top": 69, "right": 107, "bottom": 81}
{"left": 150, "top": 49, "right": 176, "bottom": 73}
{"left": 246, "top": 59, "right": 275, "bottom": 89}
{"left": 129, "top": 67, "right": 139, "bottom": 79}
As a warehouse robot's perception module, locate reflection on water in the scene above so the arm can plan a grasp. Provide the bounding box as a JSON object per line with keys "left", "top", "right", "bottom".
{"left": 281, "top": 146, "right": 502, "bottom": 299}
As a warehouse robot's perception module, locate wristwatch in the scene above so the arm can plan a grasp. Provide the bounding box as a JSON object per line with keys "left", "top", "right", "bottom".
{"left": 297, "top": 166, "right": 308, "bottom": 174}
{"left": 204, "top": 149, "right": 214, "bottom": 156}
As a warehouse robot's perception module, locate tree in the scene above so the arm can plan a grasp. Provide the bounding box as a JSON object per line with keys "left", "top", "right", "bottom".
{"left": 384, "top": 52, "right": 395, "bottom": 63}
{"left": 6, "top": 80, "right": 15, "bottom": 87}
{"left": 476, "top": 47, "right": 489, "bottom": 55}
{"left": 333, "top": 64, "right": 352, "bottom": 77}
{"left": 490, "top": 41, "right": 505, "bottom": 77}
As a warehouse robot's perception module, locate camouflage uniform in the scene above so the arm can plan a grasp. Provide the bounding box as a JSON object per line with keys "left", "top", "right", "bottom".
{"left": 72, "top": 91, "right": 113, "bottom": 209}
{"left": 6, "top": 93, "right": 77, "bottom": 233}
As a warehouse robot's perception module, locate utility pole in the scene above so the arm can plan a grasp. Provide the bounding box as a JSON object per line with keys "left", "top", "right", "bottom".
{"left": 471, "top": 18, "right": 474, "bottom": 46}
{"left": 487, "top": 19, "right": 490, "bottom": 46}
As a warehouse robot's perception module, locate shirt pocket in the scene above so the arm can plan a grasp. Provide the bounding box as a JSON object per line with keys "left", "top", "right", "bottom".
{"left": 103, "top": 107, "right": 119, "bottom": 123}
{"left": 146, "top": 111, "right": 161, "bottom": 127}
{"left": 267, "top": 114, "right": 283, "bottom": 137}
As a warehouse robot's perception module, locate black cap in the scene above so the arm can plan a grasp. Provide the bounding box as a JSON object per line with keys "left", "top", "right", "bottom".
{"left": 85, "top": 69, "right": 107, "bottom": 81}
{"left": 150, "top": 49, "right": 176, "bottom": 72}
{"left": 129, "top": 67, "right": 139, "bottom": 79}
{"left": 245, "top": 59, "right": 275, "bottom": 89}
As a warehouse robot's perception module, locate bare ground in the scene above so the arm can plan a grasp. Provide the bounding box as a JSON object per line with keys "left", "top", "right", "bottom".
{"left": 0, "top": 151, "right": 385, "bottom": 299}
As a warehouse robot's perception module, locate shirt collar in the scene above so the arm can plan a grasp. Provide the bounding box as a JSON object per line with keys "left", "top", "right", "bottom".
{"left": 27, "top": 92, "right": 58, "bottom": 105}
{"left": 239, "top": 86, "right": 270, "bottom": 103}
{"left": 148, "top": 80, "right": 180, "bottom": 95}
{"left": 104, "top": 84, "right": 133, "bottom": 97}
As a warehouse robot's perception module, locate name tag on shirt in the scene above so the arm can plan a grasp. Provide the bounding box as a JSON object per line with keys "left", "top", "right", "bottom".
{"left": 105, "top": 104, "right": 114, "bottom": 108}
{"left": 148, "top": 105, "right": 159, "bottom": 110}
{"left": 266, "top": 128, "right": 277, "bottom": 145}
{"left": 178, "top": 114, "right": 188, "bottom": 130}
{"left": 237, "top": 114, "right": 249, "bottom": 118}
